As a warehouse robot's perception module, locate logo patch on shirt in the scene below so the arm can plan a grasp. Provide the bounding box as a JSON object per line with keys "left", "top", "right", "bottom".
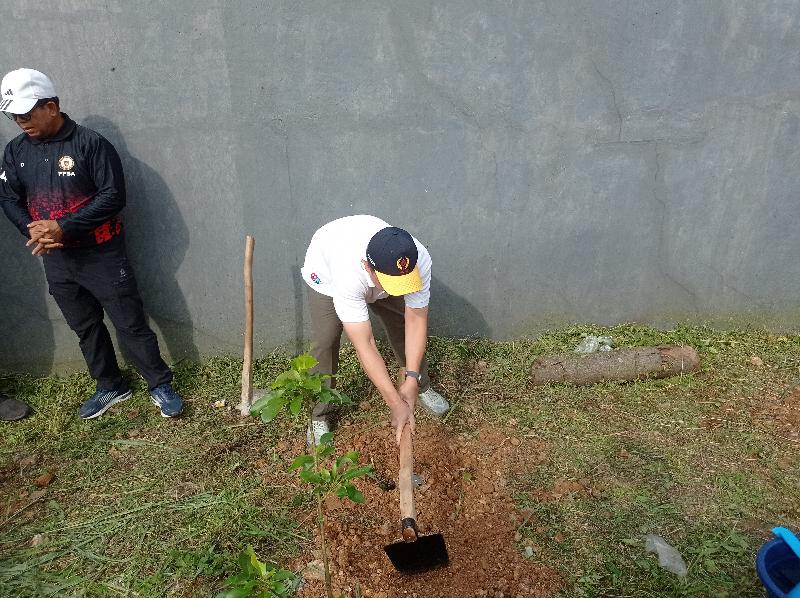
{"left": 58, "top": 155, "right": 75, "bottom": 171}
{"left": 0, "top": 170, "right": 6, "bottom": 182}
{"left": 57, "top": 155, "right": 76, "bottom": 177}
{"left": 310, "top": 272, "right": 322, "bottom": 284}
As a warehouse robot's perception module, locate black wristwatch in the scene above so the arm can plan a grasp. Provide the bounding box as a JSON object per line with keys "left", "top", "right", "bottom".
{"left": 405, "top": 370, "right": 421, "bottom": 383}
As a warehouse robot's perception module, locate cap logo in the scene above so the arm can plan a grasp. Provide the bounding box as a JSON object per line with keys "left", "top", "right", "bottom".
{"left": 4, "top": 89, "right": 12, "bottom": 95}
{"left": 58, "top": 155, "right": 75, "bottom": 171}
{"left": 396, "top": 256, "right": 411, "bottom": 274}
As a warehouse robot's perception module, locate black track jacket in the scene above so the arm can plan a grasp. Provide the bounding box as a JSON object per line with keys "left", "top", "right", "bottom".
{"left": 0, "top": 114, "right": 125, "bottom": 247}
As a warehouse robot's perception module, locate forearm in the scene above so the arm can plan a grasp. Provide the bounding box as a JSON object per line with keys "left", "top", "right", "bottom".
{"left": 404, "top": 306, "right": 428, "bottom": 373}
{"left": 353, "top": 336, "right": 403, "bottom": 407}
{"left": 1, "top": 200, "right": 33, "bottom": 237}
{"left": 57, "top": 192, "right": 123, "bottom": 239}
{"left": 343, "top": 320, "right": 403, "bottom": 407}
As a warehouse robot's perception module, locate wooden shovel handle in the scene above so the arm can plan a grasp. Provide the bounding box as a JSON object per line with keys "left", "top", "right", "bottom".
{"left": 239, "top": 235, "right": 255, "bottom": 415}
{"left": 398, "top": 424, "right": 417, "bottom": 539}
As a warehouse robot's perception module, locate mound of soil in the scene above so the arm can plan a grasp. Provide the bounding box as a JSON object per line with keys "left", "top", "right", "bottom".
{"left": 286, "top": 422, "right": 561, "bottom": 598}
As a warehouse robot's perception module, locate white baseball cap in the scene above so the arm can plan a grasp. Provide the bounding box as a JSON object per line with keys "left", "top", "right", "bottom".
{"left": 0, "top": 68, "right": 56, "bottom": 115}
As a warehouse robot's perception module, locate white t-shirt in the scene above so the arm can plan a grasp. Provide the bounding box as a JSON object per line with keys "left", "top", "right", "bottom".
{"left": 301, "top": 215, "right": 432, "bottom": 323}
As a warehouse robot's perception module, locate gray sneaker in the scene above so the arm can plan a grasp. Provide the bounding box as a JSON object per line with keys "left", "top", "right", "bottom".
{"left": 418, "top": 388, "right": 449, "bottom": 417}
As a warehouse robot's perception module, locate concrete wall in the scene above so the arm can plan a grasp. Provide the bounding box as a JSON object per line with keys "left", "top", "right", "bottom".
{"left": 1, "top": 1, "right": 799, "bottom": 373}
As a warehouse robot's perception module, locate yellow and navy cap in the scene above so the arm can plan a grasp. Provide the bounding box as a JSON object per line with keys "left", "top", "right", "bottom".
{"left": 365, "top": 226, "right": 422, "bottom": 296}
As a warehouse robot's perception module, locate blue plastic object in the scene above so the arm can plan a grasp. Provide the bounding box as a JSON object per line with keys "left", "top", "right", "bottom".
{"left": 774, "top": 528, "right": 800, "bottom": 560}
{"left": 758, "top": 532, "right": 800, "bottom": 598}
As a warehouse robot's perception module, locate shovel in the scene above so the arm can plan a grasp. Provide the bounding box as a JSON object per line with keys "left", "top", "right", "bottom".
{"left": 384, "top": 424, "right": 449, "bottom": 573}
{"left": 238, "top": 236, "right": 266, "bottom": 415}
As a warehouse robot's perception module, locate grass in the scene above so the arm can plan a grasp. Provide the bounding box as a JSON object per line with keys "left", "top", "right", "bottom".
{"left": 1, "top": 324, "right": 799, "bottom": 597}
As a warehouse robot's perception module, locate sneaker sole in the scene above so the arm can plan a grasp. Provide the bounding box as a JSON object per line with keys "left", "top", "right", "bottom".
{"left": 80, "top": 390, "right": 132, "bottom": 420}
{"left": 150, "top": 396, "right": 183, "bottom": 418}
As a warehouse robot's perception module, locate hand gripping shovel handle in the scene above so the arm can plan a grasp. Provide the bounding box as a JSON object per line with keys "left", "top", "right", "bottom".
{"left": 398, "top": 424, "right": 418, "bottom": 541}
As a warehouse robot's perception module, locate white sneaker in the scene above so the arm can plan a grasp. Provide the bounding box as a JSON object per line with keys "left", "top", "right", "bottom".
{"left": 307, "top": 419, "right": 331, "bottom": 446}
{"left": 418, "top": 388, "right": 449, "bottom": 417}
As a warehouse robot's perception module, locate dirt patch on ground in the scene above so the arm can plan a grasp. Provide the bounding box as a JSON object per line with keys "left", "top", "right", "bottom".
{"left": 767, "top": 386, "right": 800, "bottom": 442}
{"left": 286, "top": 422, "right": 561, "bottom": 598}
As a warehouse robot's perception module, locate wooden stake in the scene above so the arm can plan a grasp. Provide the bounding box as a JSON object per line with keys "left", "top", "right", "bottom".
{"left": 239, "top": 235, "right": 255, "bottom": 416}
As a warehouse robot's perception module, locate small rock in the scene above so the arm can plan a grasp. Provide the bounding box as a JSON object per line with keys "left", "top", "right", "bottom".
{"left": 30, "top": 533, "right": 45, "bottom": 547}
{"left": 524, "top": 546, "right": 534, "bottom": 558}
{"left": 28, "top": 489, "right": 46, "bottom": 502}
{"left": 17, "top": 455, "right": 38, "bottom": 468}
{"left": 509, "top": 438, "right": 521, "bottom": 446}
{"left": 750, "top": 356, "right": 764, "bottom": 367}
{"left": 303, "top": 560, "right": 326, "bottom": 581}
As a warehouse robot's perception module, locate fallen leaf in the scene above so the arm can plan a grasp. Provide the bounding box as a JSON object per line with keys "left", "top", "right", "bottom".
{"left": 34, "top": 472, "right": 54, "bottom": 487}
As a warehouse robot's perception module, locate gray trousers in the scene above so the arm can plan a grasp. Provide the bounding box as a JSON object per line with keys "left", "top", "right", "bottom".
{"left": 306, "top": 287, "right": 430, "bottom": 419}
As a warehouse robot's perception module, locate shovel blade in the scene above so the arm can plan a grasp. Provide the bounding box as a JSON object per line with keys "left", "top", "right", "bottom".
{"left": 384, "top": 533, "right": 449, "bottom": 574}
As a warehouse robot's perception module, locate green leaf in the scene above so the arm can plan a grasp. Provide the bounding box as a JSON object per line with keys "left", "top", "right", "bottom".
{"left": 238, "top": 549, "right": 253, "bottom": 575}
{"left": 289, "top": 395, "right": 303, "bottom": 416}
{"left": 272, "top": 569, "right": 296, "bottom": 582}
{"left": 302, "top": 376, "right": 323, "bottom": 393}
{"left": 319, "top": 432, "right": 334, "bottom": 446}
{"left": 338, "top": 451, "right": 359, "bottom": 466}
{"left": 341, "top": 465, "right": 374, "bottom": 481}
{"left": 260, "top": 395, "right": 287, "bottom": 423}
{"left": 292, "top": 353, "right": 318, "bottom": 372}
{"left": 274, "top": 370, "right": 302, "bottom": 387}
{"left": 317, "top": 446, "right": 334, "bottom": 460}
{"left": 216, "top": 587, "right": 254, "bottom": 598}
{"left": 336, "top": 486, "right": 348, "bottom": 497}
{"left": 249, "top": 390, "right": 277, "bottom": 415}
{"left": 289, "top": 455, "right": 314, "bottom": 471}
{"left": 299, "top": 470, "right": 322, "bottom": 484}
{"left": 346, "top": 484, "right": 365, "bottom": 503}
{"left": 318, "top": 387, "right": 352, "bottom": 405}
{"left": 247, "top": 545, "right": 267, "bottom": 577}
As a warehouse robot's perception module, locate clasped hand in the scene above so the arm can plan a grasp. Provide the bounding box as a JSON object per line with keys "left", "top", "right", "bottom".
{"left": 26, "top": 220, "right": 64, "bottom": 256}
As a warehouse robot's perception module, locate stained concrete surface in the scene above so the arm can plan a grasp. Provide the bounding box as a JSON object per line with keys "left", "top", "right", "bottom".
{"left": 1, "top": 1, "right": 798, "bottom": 372}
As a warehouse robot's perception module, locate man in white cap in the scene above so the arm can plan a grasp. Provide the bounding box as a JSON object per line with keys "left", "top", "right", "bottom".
{"left": 0, "top": 68, "right": 184, "bottom": 419}
{"left": 301, "top": 214, "right": 449, "bottom": 445}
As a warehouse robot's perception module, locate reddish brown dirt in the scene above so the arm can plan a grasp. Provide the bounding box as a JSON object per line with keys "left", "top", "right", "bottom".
{"left": 766, "top": 385, "right": 800, "bottom": 442}
{"left": 287, "top": 422, "right": 561, "bottom": 598}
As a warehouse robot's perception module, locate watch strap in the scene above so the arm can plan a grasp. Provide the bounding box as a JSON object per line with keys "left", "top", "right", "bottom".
{"left": 405, "top": 370, "right": 421, "bottom": 382}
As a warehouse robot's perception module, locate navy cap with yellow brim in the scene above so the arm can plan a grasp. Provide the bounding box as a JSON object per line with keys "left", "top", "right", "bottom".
{"left": 366, "top": 226, "right": 422, "bottom": 297}
{"left": 374, "top": 266, "right": 422, "bottom": 296}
